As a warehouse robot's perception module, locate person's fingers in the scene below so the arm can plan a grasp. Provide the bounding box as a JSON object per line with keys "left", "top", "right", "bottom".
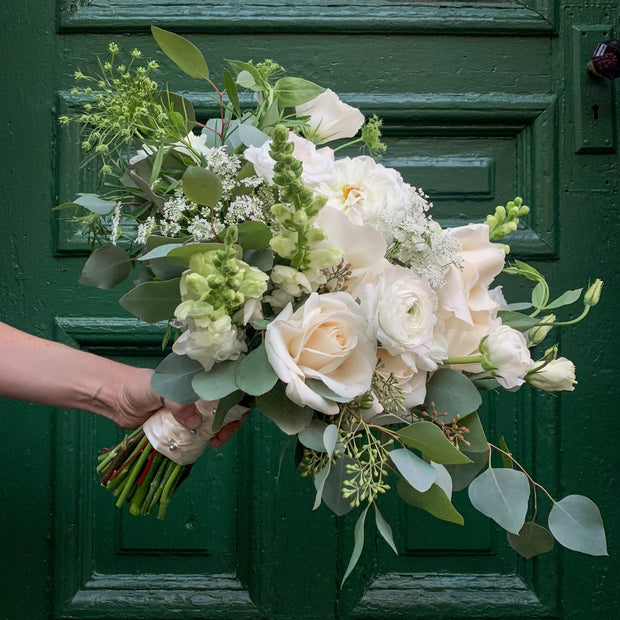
{"left": 163, "top": 399, "right": 202, "bottom": 430}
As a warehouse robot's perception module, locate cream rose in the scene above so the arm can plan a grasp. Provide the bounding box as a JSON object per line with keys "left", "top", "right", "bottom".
{"left": 526, "top": 357, "right": 577, "bottom": 391}
{"left": 295, "top": 89, "right": 365, "bottom": 144}
{"left": 436, "top": 223, "right": 507, "bottom": 365}
{"left": 376, "top": 348, "right": 428, "bottom": 408}
{"left": 264, "top": 292, "right": 376, "bottom": 415}
{"left": 480, "top": 323, "right": 534, "bottom": 390}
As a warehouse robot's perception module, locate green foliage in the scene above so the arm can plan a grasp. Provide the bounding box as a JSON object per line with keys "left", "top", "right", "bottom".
{"left": 151, "top": 352, "right": 202, "bottom": 405}
{"left": 78, "top": 244, "right": 132, "bottom": 290}
{"left": 236, "top": 221, "right": 272, "bottom": 250}
{"left": 235, "top": 344, "right": 278, "bottom": 395}
{"left": 119, "top": 278, "right": 182, "bottom": 323}
{"left": 425, "top": 368, "right": 482, "bottom": 418}
{"left": 273, "top": 77, "right": 324, "bottom": 107}
{"left": 151, "top": 26, "right": 210, "bottom": 80}
{"left": 192, "top": 359, "right": 240, "bottom": 400}
{"left": 397, "top": 479, "right": 464, "bottom": 525}
{"left": 211, "top": 390, "right": 244, "bottom": 433}
{"left": 389, "top": 448, "right": 436, "bottom": 492}
{"left": 68, "top": 194, "right": 118, "bottom": 215}
{"left": 548, "top": 495, "right": 608, "bottom": 556}
{"left": 341, "top": 505, "right": 369, "bottom": 587}
{"left": 445, "top": 448, "right": 489, "bottom": 492}
{"left": 397, "top": 421, "right": 472, "bottom": 465}
{"left": 181, "top": 165, "right": 223, "bottom": 207}
{"left": 374, "top": 504, "right": 398, "bottom": 555}
{"left": 468, "top": 467, "right": 530, "bottom": 534}
{"left": 256, "top": 382, "right": 314, "bottom": 434}
{"left": 507, "top": 521, "right": 554, "bottom": 559}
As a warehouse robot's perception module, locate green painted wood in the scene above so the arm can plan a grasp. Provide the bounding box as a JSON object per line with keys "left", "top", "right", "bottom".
{"left": 1, "top": 0, "right": 619, "bottom": 618}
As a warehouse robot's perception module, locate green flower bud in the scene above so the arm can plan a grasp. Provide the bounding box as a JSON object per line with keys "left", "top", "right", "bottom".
{"left": 529, "top": 314, "right": 555, "bottom": 345}
{"left": 270, "top": 234, "right": 297, "bottom": 258}
{"left": 293, "top": 209, "right": 308, "bottom": 226}
{"left": 305, "top": 228, "right": 327, "bottom": 243}
{"left": 584, "top": 278, "right": 603, "bottom": 307}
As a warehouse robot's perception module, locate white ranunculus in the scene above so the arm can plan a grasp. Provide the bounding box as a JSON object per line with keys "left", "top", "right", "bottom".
{"left": 316, "top": 156, "right": 411, "bottom": 229}
{"left": 527, "top": 357, "right": 577, "bottom": 392}
{"left": 295, "top": 89, "right": 365, "bottom": 144}
{"left": 436, "top": 223, "right": 506, "bottom": 366}
{"left": 264, "top": 292, "right": 376, "bottom": 415}
{"left": 243, "top": 132, "right": 335, "bottom": 186}
{"left": 316, "top": 206, "right": 389, "bottom": 298}
{"left": 480, "top": 323, "right": 534, "bottom": 390}
{"left": 363, "top": 265, "right": 443, "bottom": 373}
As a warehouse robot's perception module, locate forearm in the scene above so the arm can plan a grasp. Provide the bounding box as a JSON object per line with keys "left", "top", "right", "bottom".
{"left": 0, "top": 322, "right": 154, "bottom": 417}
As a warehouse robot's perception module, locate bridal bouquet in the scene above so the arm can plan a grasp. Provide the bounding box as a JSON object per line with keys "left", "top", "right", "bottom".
{"left": 59, "top": 27, "right": 606, "bottom": 582}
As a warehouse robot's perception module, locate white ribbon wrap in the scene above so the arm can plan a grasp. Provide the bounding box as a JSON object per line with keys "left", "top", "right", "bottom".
{"left": 143, "top": 399, "right": 247, "bottom": 466}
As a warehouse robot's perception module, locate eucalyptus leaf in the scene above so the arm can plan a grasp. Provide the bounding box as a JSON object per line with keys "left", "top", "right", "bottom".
{"left": 79, "top": 244, "right": 132, "bottom": 290}
{"left": 324, "top": 424, "right": 339, "bottom": 459}
{"left": 192, "top": 359, "right": 240, "bottom": 400}
{"left": 144, "top": 258, "right": 186, "bottom": 282}
{"left": 313, "top": 461, "right": 331, "bottom": 510}
{"left": 273, "top": 77, "right": 324, "bottom": 107}
{"left": 397, "top": 421, "right": 472, "bottom": 465}
{"left": 168, "top": 242, "right": 237, "bottom": 264}
{"left": 457, "top": 411, "right": 488, "bottom": 453}
{"left": 238, "top": 123, "right": 271, "bottom": 148}
{"left": 236, "top": 344, "right": 278, "bottom": 395}
{"left": 375, "top": 504, "right": 398, "bottom": 555}
{"left": 322, "top": 455, "right": 356, "bottom": 517}
{"left": 137, "top": 243, "right": 185, "bottom": 262}
{"left": 119, "top": 278, "right": 181, "bottom": 323}
{"left": 243, "top": 249, "right": 274, "bottom": 272}
{"left": 153, "top": 91, "right": 197, "bottom": 133}
{"left": 543, "top": 288, "right": 583, "bottom": 311}
{"left": 425, "top": 368, "right": 482, "bottom": 418}
{"left": 73, "top": 193, "right": 117, "bottom": 215}
{"left": 151, "top": 352, "right": 202, "bottom": 404}
{"left": 182, "top": 165, "right": 223, "bottom": 207}
{"left": 498, "top": 310, "right": 541, "bottom": 332}
{"left": 237, "top": 221, "right": 272, "bottom": 250}
{"left": 507, "top": 521, "right": 554, "bottom": 559}
{"left": 548, "top": 495, "right": 608, "bottom": 556}
{"left": 445, "top": 448, "right": 489, "bottom": 492}
{"left": 305, "top": 379, "right": 352, "bottom": 404}
{"left": 256, "top": 382, "right": 313, "bottom": 435}
{"left": 341, "top": 505, "right": 369, "bottom": 587}
{"left": 397, "top": 479, "right": 464, "bottom": 525}
{"left": 151, "top": 26, "right": 210, "bottom": 79}
{"left": 468, "top": 467, "right": 530, "bottom": 534}
{"left": 390, "top": 448, "right": 436, "bottom": 492}
{"left": 498, "top": 436, "right": 514, "bottom": 469}
{"left": 298, "top": 419, "right": 328, "bottom": 452}
{"left": 223, "top": 69, "right": 241, "bottom": 118}
{"left": 430, "top": 462, "right": 453, "bottom": 500}
{"left": 211, "top": 390, "right": 244, "bottom": 433}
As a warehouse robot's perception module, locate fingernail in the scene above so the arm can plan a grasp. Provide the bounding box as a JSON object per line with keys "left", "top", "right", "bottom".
{"left": 186, "top": 413, "right": 201, "bottom": 430}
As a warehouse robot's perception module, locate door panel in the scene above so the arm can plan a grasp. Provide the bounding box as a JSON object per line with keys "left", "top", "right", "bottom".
{"left": 1, "top": 1, "right": 618, "bottom": 618}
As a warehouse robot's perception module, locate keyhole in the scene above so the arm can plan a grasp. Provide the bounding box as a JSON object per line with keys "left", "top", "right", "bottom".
{"left": 593, "top": 104, "right": 600, "bottom": 120}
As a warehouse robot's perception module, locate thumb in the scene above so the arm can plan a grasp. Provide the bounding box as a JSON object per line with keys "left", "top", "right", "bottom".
{"left": 162, "top": 399, "right": 202, "bottom": 430}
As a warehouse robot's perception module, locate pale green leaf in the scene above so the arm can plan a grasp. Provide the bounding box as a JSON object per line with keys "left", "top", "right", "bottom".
{"left": 498, "top": 310, "right": 542, "bottom": 332}
{"left": 498, "top": 436, "right": 514, "bottom": 469}
{"left": 322, "top": 455, "right": 356, "bottom": 517}
{"left": 305, "top": 379, "right": 353, "bottom": 403}
{"left": 313, "top": 461, "right": 331, "bottom": 510}
{"left": 236, "top": 220, "right": 272, "bottom": 250}
{"left": 151, "top": 25, "right": 209, "bottom": 79}
{"left": 237, "top": 123, "right": 271, "bottom": 147}
{"left": 341, "top": 505, "right": 369, "bottom": 587}
{"left": 151, "top": 352, "right": 202, "bottom": 405}
{"left": 430, "top": 462, "right": 453, "bottom": 499}
{"left": 192, "top": 359, "right": 240, "bottom": 400}
{"left": 445, "top": 448, "right": 489, "bottom": 492}
{"left": 397, "top": 421, "right": 472, "bottom": 465}
{"left": 79, "top": 244, "right": 132, "bottom": 290}
{"left": 119, "top": 278, "right": 181, "bottom": 323}
{"left": 548, "top": 495, "right": 608, "bottom": 556}
{"left": 153, "top": 91, "right": 197, "bottom": 133}
{"left": 374, "top": 504, "right": 398, "bottom": 555}
{"left": 507, "top": 521, "right": 554, "bottom": 559}
{"left": 223, "top": 69, "right": 241, "bottom": 117}
{"left": 457, "top": 411, "right": 488, "bottom": 453}
{"left": 468, "top": 467, "right": 530, "bottom": 534}
{"left": 73, "top": 193, "right": 117, "bottom": 215}
{"left": 256, "top": 382, "right": 313, "bottom": 435}
{"left": 324, "top": 424, "right": 339, "bottom": 459}
{"left": 243, "top": 249, "right": 273, "bottom": 272}
{"left": 273, "top": 77, "right": 324, "bottom": 107}
{"left": 397, "top": 479, "right": 464, "bottom": 525}
{"left": 137, "top": 243, "right": 185, "bottom": 262}
{"left": 182, "top": 165, "right": 223, "bottom": 207}
{"left": 298, "top": 419, "right": 328, "bottom": 452}
{"left": 390, "top": 448, "right": 436, "bottom": 492}
{"left": 212, "top": 390, "right": 244, "bottom": 433}
{"left": 425, "top": 368, "right": 482, "bottom": 418}
{"left": 543, "top": 288, "right": 583, "bottom": 311}
{"left": 531, "top": 281, "right": 547, "bottom": 308}
{"left": 236, "top": 344, "right": 278, "bottom": 395}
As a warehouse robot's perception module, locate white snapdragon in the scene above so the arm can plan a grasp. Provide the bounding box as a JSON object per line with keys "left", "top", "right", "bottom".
{"left": 295, "top": 89, "right": 365, "bottom": 144}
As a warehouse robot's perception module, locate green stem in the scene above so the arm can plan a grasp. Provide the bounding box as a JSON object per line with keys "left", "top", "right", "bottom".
{"left": 158, "top": 463, "right": 184, "bottom": 520}
{"left": 141, "top": 456, "right": 169, "bottom": 515}
{"left": 115, "top": 442, "right": 152, "bottom": 508}
{"left": 444, "top": 354, "right": 485, "bottom": 366}
{"left": 333, "top": 136, "right": 363, "bottom": 153}
{"left": 129, "top": 452, "right": 163, "bottom": 516}
{"left": 546, "top": 306, "right": 591, "bottom": 327}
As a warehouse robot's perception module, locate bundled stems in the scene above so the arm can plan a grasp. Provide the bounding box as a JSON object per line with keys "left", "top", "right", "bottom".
{"left": 97, "top": 426, "right": 191, "bottom": 519}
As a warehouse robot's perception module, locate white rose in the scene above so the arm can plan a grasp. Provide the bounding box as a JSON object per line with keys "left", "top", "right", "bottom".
{"left": 363, "top": 265, "right": 443, "bottom": 373}
{"left": 480, "top": 323, "right": 534, "bottom": 390}
{"left": 526, "top": 357, "right": 577, "bottom": 392}
{"left": 376, "top": 348, "right": 428, "bottom": 408}
{"left": 436, "top": 224, "right": 506, "bottom": 366}
{"left": 264, "top": 292, "right": 376, "bottom": 415}
{"left": 243, "top": 132, "right": 335, "bottom": 186}
{"left": 295, "top": 89, "right": 365, "bottom": 144}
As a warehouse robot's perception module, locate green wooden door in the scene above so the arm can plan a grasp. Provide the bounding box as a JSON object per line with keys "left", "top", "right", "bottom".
{"left": 1, "top": 1, "right": 618, "bottom": 618}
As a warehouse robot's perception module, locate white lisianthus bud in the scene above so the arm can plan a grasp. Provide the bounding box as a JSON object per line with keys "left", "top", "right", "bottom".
{"left": 528, "top": 314, "right": 556, "bottom": 345}
{"left": 526, "top": 357, "right": 577, "bottom": 392}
